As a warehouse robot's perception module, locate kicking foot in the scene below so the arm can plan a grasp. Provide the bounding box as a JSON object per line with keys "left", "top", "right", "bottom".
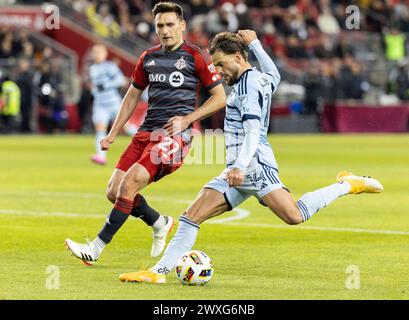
{"left": 336, "top": 170, "right": 383, "bottom": 194}
{"left": 119, "top": 270, "right": 166, "bottom": 283}
{"left": 151, "top": 216, "right": 174, "bottom": 258}
{"left": 64, "top": 238, "right": 99, "bottom": 266}
{"left": 90, "top": 154, "right": 106, "bottom": 165}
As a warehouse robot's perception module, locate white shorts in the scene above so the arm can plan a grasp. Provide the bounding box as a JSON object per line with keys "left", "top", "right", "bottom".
{"left": 92, "top": 102, "right": 120, "bottom": 126}
{"left": 204, "top": 163, "right": 286, "bottom": 210}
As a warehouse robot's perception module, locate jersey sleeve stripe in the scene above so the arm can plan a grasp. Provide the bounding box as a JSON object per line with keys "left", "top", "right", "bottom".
{"left": 131, "top": 80, "right": 145, "bottom": 90}
{"left": 226, "top": 116, "right": 243, "bottom": 123}
{"left": 244, "top": 72, "right": 248, "bottom": 94}
{"left": 242, "top": 114, "right": 261, "bottom": 121}
{"left": 258, "top": 91, "right": 263, "bottom": 109}
{"left": 204, "top": 79, "right": 222, "bottom": 91}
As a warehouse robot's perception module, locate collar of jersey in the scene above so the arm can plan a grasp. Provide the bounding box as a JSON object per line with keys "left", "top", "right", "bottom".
{"left": 161, "top": 40, "right": 185, "bottom": 53}
{"left": 234, "top": 68, "right": 254, "bottom": 84}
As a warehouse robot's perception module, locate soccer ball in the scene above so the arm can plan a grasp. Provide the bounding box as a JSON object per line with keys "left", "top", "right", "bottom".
{"left": 175, "top": 250, "right": 213, "bottom": 285}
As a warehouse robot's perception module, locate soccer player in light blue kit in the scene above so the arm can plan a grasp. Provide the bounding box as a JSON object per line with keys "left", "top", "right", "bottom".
{"left": 89, "top": 44, "right": 131, "bottom": 165}
{"left": 119, "top": 30, "right": 383, "bottom": 283}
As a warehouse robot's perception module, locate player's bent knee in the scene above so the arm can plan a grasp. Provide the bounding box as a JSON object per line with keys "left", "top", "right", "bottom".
{"left": 118, "top": 173, "right": 148, "bottom": 197}
{"left": 117, "top": 178, "right": 137, "bottom": 198}
{"left": 183, "top": 211, "right": 202, "bottom": 225}
{"left": 279, "top": 208, "right": 303, "bottom": 225}
{"left": 106, "top": 189, "right": 117, "bottom": 203}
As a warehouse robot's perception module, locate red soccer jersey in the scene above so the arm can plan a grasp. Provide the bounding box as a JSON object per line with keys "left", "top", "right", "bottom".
{"left": 131, "top": 41, "right": 222, "bottom": 131}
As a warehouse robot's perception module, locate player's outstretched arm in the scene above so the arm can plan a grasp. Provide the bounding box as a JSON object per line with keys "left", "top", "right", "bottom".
{"left": 163, "top": 83, "right": 226, "bottom": 136}
{"left": 100, "top": 85, "right": 142, "bottom": 150}
{"left": 237, "top": 29, "right": 281, "bottom": 90}
{"left": 226, "top": 119, "right": 261, "bottom": 186}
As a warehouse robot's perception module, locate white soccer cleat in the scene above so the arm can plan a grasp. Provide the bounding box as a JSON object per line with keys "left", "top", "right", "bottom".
{"left": 151, "top": 216, "right": 174, "bottom": 258}
{"left": 336, "top": 170, "right": 383, "bottom": 194}
{"left": 64, "top": 238, "right": 99, "bottom": 266}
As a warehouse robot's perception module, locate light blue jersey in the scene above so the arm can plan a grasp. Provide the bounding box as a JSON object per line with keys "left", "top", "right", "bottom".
{"left": 225, "top": 67, "right": 278, "bottom": 172}
{"left": 89, "top": 61, "right": 125, "bottom": 108}
{"left": 205, "top": 39, "right": 284, "bottom": 208}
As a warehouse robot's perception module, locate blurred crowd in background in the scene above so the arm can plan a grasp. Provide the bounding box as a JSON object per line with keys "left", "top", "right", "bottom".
{"left": 0, "top": 0, "right": 409, "bottom": 134}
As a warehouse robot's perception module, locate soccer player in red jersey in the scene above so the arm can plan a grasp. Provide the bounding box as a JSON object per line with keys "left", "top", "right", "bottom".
{"left": 65, "top": 2, "right": 226, "bottom": 264}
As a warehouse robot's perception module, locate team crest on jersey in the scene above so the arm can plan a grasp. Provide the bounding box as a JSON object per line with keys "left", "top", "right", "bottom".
{"left": 207, "top": 63, "right": 216, "bottom": 73}
{"left": 174, "top": 56, "right": 186, "bottom": 70}
{"left": 146, "top": 60, "right": 155, "bottom": 67}
{"left": 259, "top": 77, "right": 269, "bottom": 87}
{"left": 238, "top": 95, "right": 248, "bottom": 106}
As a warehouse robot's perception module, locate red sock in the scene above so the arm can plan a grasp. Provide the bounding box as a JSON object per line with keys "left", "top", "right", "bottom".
{"left": 114, "top": 197, "right": 134, "bottom": 215}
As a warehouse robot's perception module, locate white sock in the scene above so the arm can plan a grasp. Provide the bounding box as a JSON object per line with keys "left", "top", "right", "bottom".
{"left": 150, "top": 216, "right": 199, "bottom": 275}
{"left": 152, "top": 215, "right": 167, "bottom": 232}
{"left": 95, "top": 131, "right": 106, "bottom": 158}
{"left": 90, "top": 236, "right": 106, "bottom": 257}
{"left": 297, "top": 182, "right": 351, "bottom": 222}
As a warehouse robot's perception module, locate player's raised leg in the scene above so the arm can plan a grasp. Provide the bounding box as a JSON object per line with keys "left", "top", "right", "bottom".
{"left": 118, "top": 188, "right": 229, "bottom": 283}
{"left": 261, "top": 171, "right": 383, "bottom": 224}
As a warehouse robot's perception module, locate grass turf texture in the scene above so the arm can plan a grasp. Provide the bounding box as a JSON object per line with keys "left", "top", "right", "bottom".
{"left": 0, "top": 134, "right": 408, "bottom": 300}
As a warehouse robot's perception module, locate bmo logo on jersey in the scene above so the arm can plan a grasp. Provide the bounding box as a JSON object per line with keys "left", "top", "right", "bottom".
{"left": 148, "top": 72, "right": 184, "bottom": 87}
{"left": 169, "top": 71, "right": 184, "bottom": 87}
{"left": 149, "top": 74, "right": 166, "bottom": 83}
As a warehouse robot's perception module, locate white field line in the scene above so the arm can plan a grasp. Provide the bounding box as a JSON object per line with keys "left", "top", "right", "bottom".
{"left": 0, "top": 207, "right": 249, "bottom": 223}
{"left": 1, "top": 190, "right": 408, "bottom": 236}
{"left": 0, "top": 208, "right": 408, "bottom": 236}
{"left": 217, "top": 222, "right": 409, "bottom": 236}
{"left": 0, "top": 190, "right": 247, "bottom": 222}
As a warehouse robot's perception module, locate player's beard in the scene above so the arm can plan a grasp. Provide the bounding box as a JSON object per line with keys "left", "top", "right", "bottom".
{"left": 226, "top": 70, "right": 239, "bottom": 86}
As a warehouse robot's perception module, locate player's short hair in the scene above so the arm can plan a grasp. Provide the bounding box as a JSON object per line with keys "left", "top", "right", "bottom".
{"left": 152, "top": 2, "right": 184, "bottom": 20}
{"left": 209, "top": 32, "right": 248, "bottom": 60}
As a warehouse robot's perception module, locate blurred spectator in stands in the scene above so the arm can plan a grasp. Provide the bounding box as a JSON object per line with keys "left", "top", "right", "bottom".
{"left": 261, "top": 23, "right": 286, "bottom": 58}
{"left": 187, "top": 22, "right": 209, "bottom": 49}
{"left": 41, "top": 46, "right": 54, "bottom": 61}
{"left": 314, "top": 33, "right": 336, "bottom": 58}
{"left": 35, "top": 62, "right": 67, "bottom": 133}
{"left": 388, "top": 59, "right": 409, "bottom": 101}
{"left": 383, "top": 26, "right": 407, "bottom": 61}
{"left": 189, "top": 0, "right": 214, "bottom": 17}
{"left": 304, "top": 25, "right": 320, "bottom": 57}
{"left": 128, "top": 0, "right": 147, "bottom": 17}
{"left": 394, "top": 2, "right": 409, "bottom": 33}
{"left": 277, "top": 8, "right": 308, "bottom": 40}
{"left": 20, "top": 40, "right": 34, "bottom": 59}
{"left": 86, "top": 2, "right": 121, "bottom": 38}
{"left": 302, "top": 61, "right": 324, "bottom": 115}
{"left": 135, "top": 21, "right": 151, "bottom": 42}
{"left": 13, "top": 29, "right": 30, "bottom": 54}
{"left": 236, "top": 1, "right": 253, "bottom": 30}
{"left": 15, "top": 59, "right": 34, "bottom": 133}
{"left": 77, "top": 80, "right": 94, "bottom": 133}
{"left": 206, "top": 2, "right": 239, "bottom": 34}
{"left": 321, "top": 58, "right": 342, "bottom": 104}
{"left": 338, "top": 55, "right": 368, "bottom": 100}
{"left": 286, "top": 34, "right": 307, "bottom": 59}
{"left": 0, "top": 35, "right": 13, "bottom": 59}
{"left": 333, "top": 3, "right": 348, "bottom": 30}
{"left": 0, "top": 70, "right": 21, "bottom": 134}
{"left": 317, "top": 1, "right": 341, "bottom": 35}
{"left": 366, "top": 0, "right": 391, "bottom": 33}
{"left": 334, "top": 34, "right": 354, "bottom": 58}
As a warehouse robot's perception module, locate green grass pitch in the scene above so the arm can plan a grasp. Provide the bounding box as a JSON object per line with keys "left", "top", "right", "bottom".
{"left": 0, "top": 133, "right": 408, "bottom": 300}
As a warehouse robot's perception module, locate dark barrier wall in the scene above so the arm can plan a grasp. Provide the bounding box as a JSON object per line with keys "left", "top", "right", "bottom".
{"left": 322, "top": 104, "right": 409, "bottom": 133}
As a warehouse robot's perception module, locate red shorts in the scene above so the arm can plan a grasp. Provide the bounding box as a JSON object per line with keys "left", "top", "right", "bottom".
{"left": 116, "top": 130, "right": 191, "bottom": 183}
